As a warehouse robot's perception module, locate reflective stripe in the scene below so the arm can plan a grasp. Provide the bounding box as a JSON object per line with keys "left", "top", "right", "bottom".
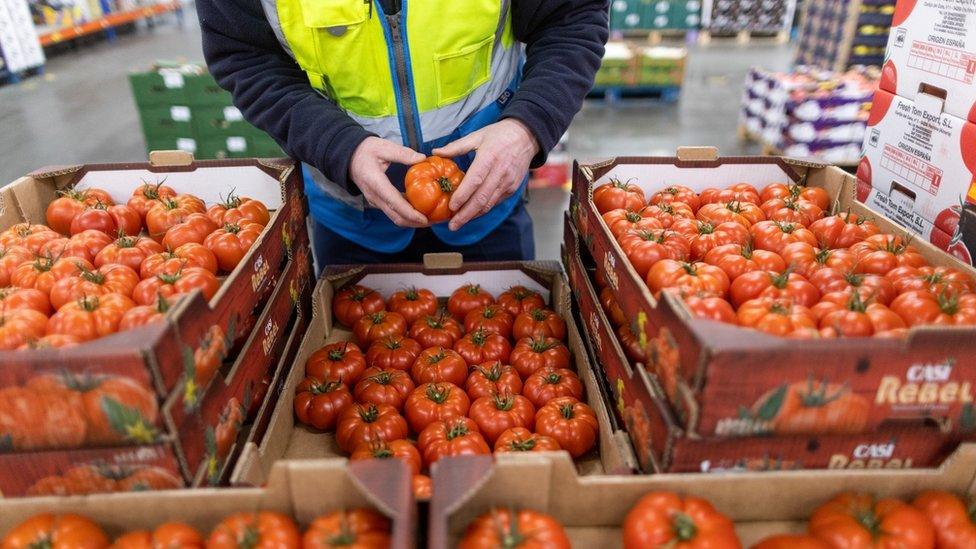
{"left": 347, "top": 113, "right": 403, "bottom": 142}
{"left": 259, "top": 0, "right": 295, "bottom": 60}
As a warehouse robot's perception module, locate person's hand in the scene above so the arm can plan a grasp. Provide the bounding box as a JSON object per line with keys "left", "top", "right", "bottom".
{"left": 349, "top": 136, "right": 429, "bottom": 227}
{"left": 432, "top": 119, "right": 539, "bottom": 231}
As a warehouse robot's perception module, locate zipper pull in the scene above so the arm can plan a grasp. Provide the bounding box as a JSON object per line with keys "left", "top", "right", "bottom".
{"left": 365, "top": 0, "right": 372, "bottom": 19}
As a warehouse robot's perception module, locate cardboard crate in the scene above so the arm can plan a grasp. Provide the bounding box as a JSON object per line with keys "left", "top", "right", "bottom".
{"left": 0, "top": 459, "right": 415, "bottom": 549}
{"left": 231, "top": 255, "right": 637, "bottom": 489}
{"left": 569, "top": 147, "right": 976, "bottom": 439}
{"left": 428, "top": 444, "right": 976, "bottom": 548}
{"left": 564, "top": 214, "right": 964, "bottom": 474}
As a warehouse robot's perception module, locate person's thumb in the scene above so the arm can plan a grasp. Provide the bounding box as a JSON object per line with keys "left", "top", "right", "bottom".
{"left": 378, "top": 141, "right": 426, "bottom": 165}
{"left": 432, "top": 132, "right": 481, "bottom": 158}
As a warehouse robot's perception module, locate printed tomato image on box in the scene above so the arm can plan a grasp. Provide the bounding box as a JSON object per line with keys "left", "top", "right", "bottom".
{"left": 857, "top": 88, "right": 976, "bottom": 237}
{"left": 881, "top": 0, "right": 976, "bottom": 124}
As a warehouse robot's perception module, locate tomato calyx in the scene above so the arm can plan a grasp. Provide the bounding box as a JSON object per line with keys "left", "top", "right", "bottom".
{"left": 475, "top": 362, "right": 504, "bottom": 381}
{"left": 527, "top": 337, "right": 558, "bottom": 353}
{"left": 356, "top": 404, "right": 381, "bottom": 424}
{"left": 403, "top": 287, "right": 421, "bottom": 301}
{"left": 541, "top": 371, "right": 565, "bottom": 386}
{"left": 218, "top": 190, "right": 243, "bottom": 209}
{"left": 347, "top": 286, "right": 376, "bottom": 303}
{"left": 529, "top": 308, "right": 550, "bottom": 321}
{"left": 774, "top": 221, "right": 799, "bottom": 234}
{"left": 366, "top": 441, "right": 395, "bottom": 459}
{"left": 114, "top": 234, "right": 138, "bottom": 248}
{"left": 479, "top": 306, "right": 500, "bottom": 319}
{"left": 769, "top": 267, "right": 794, "bottom": 290}
{"left": 607, "top": 176, "right": 636, "bottom": 191}
{"left": 446, "top": 420, "right": 472, "bottom": 440}
{"left": 154, "top": 293, "right": 172, "bottom": 314}
{"left": 695, "top": 222, "right": 717, "bottom": 236}
{"left": 842, "top": 290, "right": 873, "bottom": 313}
{"left": 366, "top": 311, "right": 388, "bottom": 326}
{"left": 425, "top": 383, "right": 452, "bottom": 404}
{"left": 76, "top": 294, "right": 102, "bottom": 312}
{"left": 671, "top": 512, "right": 699, "bottom": 542}
{"left": 138, "top": 179, "right": 169, "bottom": 200}
{"left": 470, "top": 328, "right": 490, "bottom": 347}
{"left": 723, "top": 200, "right": 747, "bottom": 214}
{"left": 365, "top": 371, "right": 394, "bottom": 386}
{"left": 558, "top": 403, "right": 577, "bottom": 420}
{"left": 308, "top": 378, "right": 345, "bottom": 395}
{"left": 492, "top": 393, "right": 516, "bottom": 411}
{"left": 426, "top": 349, "right": 449, "bottom": 364}
{"left": 436, "top": 176, "right": 456, "bottom": 194}
{"left": 326, "top": 513, "right": 359, "bottom": 546}
{"left": 79, "top": 266, "right": 107, "bottom": 285}
{"left": 221, "top": 222, "right": 244, "bottom": 235}
{"left": 464, "top": 284, "right": 484, "bottom": 296}
{"left": 496, "top": 508, "right": 527, "bottom": 549}
{"left": 506, "top": 437, "right": 538, "bottom": 452}
{"left": 237, "top": 525, "right": 260, "bottom": 549}
{"left": 935, "top": 290, "right": 963, "bottom": 316}
{"left": 328, "top": 342, "right": 350, "bottom": 361}
{"left": 425, "top": 312, "right": 452, "bottom": 329}
{"left": 629, "top": 228, "right": 667, "bottom": 243}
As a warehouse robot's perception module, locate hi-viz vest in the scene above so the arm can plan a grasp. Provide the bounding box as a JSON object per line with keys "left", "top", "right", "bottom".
{"left": 261, "top": 0, "right": 526, "bottom": 252}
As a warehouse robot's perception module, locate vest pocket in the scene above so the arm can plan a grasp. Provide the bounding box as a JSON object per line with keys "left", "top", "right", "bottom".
{"left": 433, "top": 35, "right": 494, "bottom": 108}
{"left": 299, "top": 0, "right": 367, "bottom": 28}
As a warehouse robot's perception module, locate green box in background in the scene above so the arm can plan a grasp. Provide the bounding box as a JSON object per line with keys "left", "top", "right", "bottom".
{"left": 183, "top": 74, "right": 234, "bottom": 107}
{"left": 192, "top": 106, "right": 267, "bottom": 139}
{"left": 128, "top": 72, "right": 189, "bottom": 107}
{"left": 609, "top": 0, "right": 701, "bottom": 31}
{"left": 138, "top": 105, "right": 195, "bottom": 139}
{"left": 197, "top": 136, "right": 284, "bottom": 159}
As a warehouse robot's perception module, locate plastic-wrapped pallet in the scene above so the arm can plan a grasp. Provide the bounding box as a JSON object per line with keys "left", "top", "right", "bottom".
{"left": 794, "top": 0, "right": 896, "bottom": 71}
{"left": 702, "top": 0, "right": 796, "bottom": 33}
{"left": 0, "top": 0, "right": 44, "bottom": 79}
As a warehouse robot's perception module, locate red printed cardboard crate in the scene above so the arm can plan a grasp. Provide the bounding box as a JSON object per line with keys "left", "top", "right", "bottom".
{"left": 856, "top": 89, "right": 976, "bottom": 237}
{"left": 569, "top": 148, "right": 976, "bottom": 439}
{"left": 881, "top": 0, "right": 976, "bottom": 124}
{"left": 0, "top": 459, "right": 416, "bottom": 549}
{"left": 564, "top": 214, "right": 965, "bottom": 474}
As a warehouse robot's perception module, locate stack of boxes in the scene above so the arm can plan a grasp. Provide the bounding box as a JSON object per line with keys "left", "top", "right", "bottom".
{"left": 856, "top": 0, "right": 976, "bottom": 264}
{"left": 0, "top": 0, "right": 44, "bottom": 83}
{"left": 594, "top": 41, "right": 687, "bottom": 89}
{"left": 129, "top": 63, "right": 284, "bottom": 160}
{"left": 794, "top": 0, "right": 897, "bottom": 71}
{"left": 740, "top": 66, "right": 878, "bottom": 165}
{"left": 701, "top": 0, "right": 796, "bottom": 34}
{"left": 609, "top": 0, "right": 702, "bottom": 33}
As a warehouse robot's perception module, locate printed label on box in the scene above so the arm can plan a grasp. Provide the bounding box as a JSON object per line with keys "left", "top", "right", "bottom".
{"left": 170, "top": 106, "right": 191, "bottom": 122}
{"left": 176, "top": 138, "right": 197, "bottom": 153}
{"left": 223, "top": 107, "right": 244, "bottom": 122}
{"left": 227, "top": 137, "right": 247, "bottom": 152}
{"left": 162, "top": 71, "right": 185, "bottom": 89}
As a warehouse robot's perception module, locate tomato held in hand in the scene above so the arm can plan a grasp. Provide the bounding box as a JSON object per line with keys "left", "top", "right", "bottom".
{"left": 112, "top": 523, "right": 204, "bottom": 549}
{"left": 293, "top": 376, "right": 353, "bottom": 430}
{"left": 409, "top": 312, "right": 464, "bottom": 348}
{"left": 335, "top": 403, "right": 409, "bottom": 453}
{"left": 366, "top": 335, "right": 422, "bottom": 371}
{"left": 809, "top": 493, "right": 934, "bottom": 549}
{"left": 510, "top": 337, "right": 571, "bottom": 379}
{"left": 617, "top": 229, "right": 691, "bottom": 277}
{"left": 464, "top": 304, "right": 514, "bottom": 338}
{"left": 534, "top": 397, "right": 598, "bottom": 458}
{"left": 912, "top": 491, "right": 976, "bottom": 549}
{"left": 49, "top": 264, "right": 140, "bottom": 310}
{"left": 591, "top": 177, "right": 646, "bottom": 214}
{"left": 454, "top": 328, "right": 512, "bottom": 366}
{"left": 602, "top": 208, "right": 664, "bottom": 239}
{"left": 207, "top": 512, "right": 300, "bottom": 549}
{"left": 162, "top": 213, "right": 219, "bottom": 250}
{"left": 303, "top": 510, "right": 391, "bottom": 549}
{"left": 468, "top": 393, "right": 536, "bottom": 445}
{"left": 127, "top": 181, "right": 177, "bottom": 221}
{"left": 646, "top": 260, "right": 730, "bottom": 298}
{"left": 736, "top": 297, "right": 817, "bottom": 337}
{"left": 94, "top": 235, "right": 163, "bottom": 271}
{"left": 890, "top": 290, "right": 976, "bottom": 327}
{"left": 459, "top": 509, "right": 570, "bottom": 549}
{"left": 353, "top": 366, "right": 416, "bottom": 411}
{"left": 131, "top": 266, "right": 219, "bottom": 306}
{"left": 404, "top": 382, "right": 470, "bottom": 434}
{"left": 349, "top": 439, "right": 422, "bottom": 475}
{"left": 512, "top": 308, "right": 567, "bottom": 341}
{"left": 203, "top": 221, "right": 263, "bottom": 272}
{"left": 207, "top": 193, "right": 271, "bottom": 227}
{"left": 140, "top": 243, "right": 218, "bottom": 278}
{"left": 333, "top": 284, "right": 386, "bottom": 328}
{"left": 497, "top": 285, "right": 546, "bottom": 316}
{"left": 649, "top": 185, "right": 700, "bottom": 212}
{"left": 46, "top": 293, "right": 135, "bottom": 342}
{"left": 2, "top": 513, "right": 110, "bottom": 549}
{"left": 494, "top": 427, "right": 561, "bottom": 453}
{"left": 404, "top": 156, "right": 463, "bottom": 223}
{"left": 305, "top": 341, "right": 366, "bottom": 385}
{"left": 447, "top": 284, "right": 494, "bottom": 320}
{"left": 622, "top": 492, "right": 740, "bottom": 549}
{"left": 464, "top": 361, "right": 523, "bottom": 400}
{"left": 411, "top": 347, "right": 468, "bottom": 387}
{"left": 354, "top": 310, "right": 407, "bottom": 348}
{"left": 417, "top": 416, "right": 490, "bottom": 466}
{"left": 387, "top": 287, "right": 437, "bottom": 324}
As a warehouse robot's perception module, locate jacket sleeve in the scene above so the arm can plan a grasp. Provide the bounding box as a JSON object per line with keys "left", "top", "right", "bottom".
{"left": 504, "top": 0, "right": 609, "bottom": 167}
{"left": 195, "top": 0, "right": 370, "bottom": 191}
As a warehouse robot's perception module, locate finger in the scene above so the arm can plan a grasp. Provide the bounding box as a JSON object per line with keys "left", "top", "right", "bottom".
{"left": 449, "top": 151, "right": 493, "bottom": 211}
{"left": 432, "top": 132, "right": 481, "bottom": 158}
{"left": 377, "top": 142, "right": 426, "bottom": 165}
{"left": 369, "top": 174, "right": 428, "bottom": 227}
{"left": 450, "top": 168, "right": 504, "bottom": 231}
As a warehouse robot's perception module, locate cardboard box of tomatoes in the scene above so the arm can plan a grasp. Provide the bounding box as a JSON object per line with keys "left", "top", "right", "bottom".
{"left": 427, "top": 444, "right": 976, "bottom": 548}
{"left": 230, "top": 254, "right": 639, "bottom": 494}
{"left": 0, "top": 459, "right": 415, "bottom": 549}
{"left": 565, "top": 215, "right": 966, "bottom": 474}
{"left": 568, "top": 148, "right": 976, "bottom": 441}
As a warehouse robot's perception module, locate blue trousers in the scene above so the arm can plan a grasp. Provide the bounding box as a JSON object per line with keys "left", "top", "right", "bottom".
{"left": 311, "top": 199, "right": 535, "bottom": 267}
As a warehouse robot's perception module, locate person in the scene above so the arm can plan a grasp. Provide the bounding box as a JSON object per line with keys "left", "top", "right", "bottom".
{"left": 196, "top": 0, "right": 608, "bottom": 265}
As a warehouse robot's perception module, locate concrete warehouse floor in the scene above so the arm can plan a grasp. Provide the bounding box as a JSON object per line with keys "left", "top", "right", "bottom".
{"left": 0, "top": 13, "right": 793, "bottom": 260}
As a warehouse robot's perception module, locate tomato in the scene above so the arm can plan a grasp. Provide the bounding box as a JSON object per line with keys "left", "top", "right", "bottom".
{"left": 494, "top": 427, "right": 561, "bottom": 453}
{"left": 0, "top": 309, "right": 48, "bottom": 350}
{"left": 811, "top": 291, "right": 907, "bottom": 337}
{"left": 750, "top": 220, "right": 817, "bottom": 254}
{"left": 11, "top": 255, "right": 89, "bottom": 294}
{"left": 206, "top": 512, "right": 300, "bottom": 549}
{"left": 602, "top": 208, "right": 664, "bottom": 239}
{"left": 622, "top": 492, "right": 739, "bottom": 549}
{"left": 454, "top": 328, "right": 511, "bottom": 366}
{"left": 890, "top": 290, "right": 976, "bottom": 327}
{"left": 809, "top": 212, "right": 880, "bottom": 249}
{"left": 697, "top": 201, "right": 765, "bottom": 228}
{"left": 497, "top": 285, "right": 546, "bottom": 317}
{"left": 639, "top": 202, "right": 695, "bottom": 228}
{"left": 534, "top": 397, "right": 598, "bottom": 458}
{"left": 762, "top": 378, "right": 870, "bottom": 434}
{"left": 50, "top": 264, "right": 140, "bottom": 310}
{"left": 465, "top": 361, "right": 523, "bottom": 400}
{"left": 387, "top": 287, "right": 437, "bottom": 324}
{"left": 127, "top": 181, "right": 177, "bottom": 222}
{"left": 649, "top": 185, "right": 701, "bottom": 212}
{"left": 61, "top": 229, "right": 114, "bottom": 263}
{"left": 760, "top": 197, "right": 824, "bottom": 226}
{"left": 335, "top": 403, "right": 408, "bottom": 453}
{"left": 332, "top": 285, "right": 386, "bottom": 328}
{"left": 646, "top": 260, "right": 730, "bottom": 298}
{"left": 411, "top": 347, "right": 468, "bottom": 387}
{"left": 161, "top": 213, "right": 219, "bottom": 250}
{"left": 752, "top": 534, "right": 829, "bottom": 549}
{"left": 808, "top": 268, "right": 897, "bottom": 306}
{"left": 810, "top": 493, "right": 934, "bottom": 549}
{"left": 458, "top": 509, "right": 570, "bottom": 549}
{"left": 510, "top": 337, "right": 571, "bottom": 379}
{"left": 1, "top": 513, "right": 109, "bottom": 549}
{"left": 140, "top": 244, "right": 217, "bottom": 279}
{"left": 912, "top": 491, "right": 976, "bottom": 549}
{"left": 17, "top": 334, "right": 81, "bottom": 350}
{"left": 736, "top": 297, "right": 817, "bottom": 336}
{"left": 600, "top": 286, "right": 628, "bottom": 327}
{"left": 409, "top": 312, "right": 464, "bottom": 348}
{"left": 119, "top": 294, "right": 174, "bottom": 331}
{"left": 779, "top": 242, "right": 857, "bottom": 279}
{"left": 306, "top": 342, "right": 366, "bottom": 385}
{"left": 131, "top": 265, "right": 219, "bottom": 305}
{"left": 207, "top": 194, "right": 271, "bottom": 227}
{"left": 0, "top": 223, "right": 59, "bottom": 253}
{"left": 412, "top": 474, "right": 432, "bottom": 500}
{"left": 111, "top": 523, "right": 204, "bottom": 549}
{"left": 512, "top": 308, "right": 567, "bottom": 341}
{"left": 0, "top": 245, "right": 32, "bottom": 287}
{"left": 145, "top": 195, "right": 206, "bottom": 241}
{"left": 94, "top": 235, "right": 162, "bottom": 271}
{"left": 403, "top": 382, "right": 469, "bottom": 434}
{"left": 349, "top": 439, "right": 421, "bottom": 475}
{"left": 702, "top": 243, "right": 785, "bottom": 281}
{"left": 417, "top": 416, "right": 490, "bottom": 466}
{"left": 365, "top": 335, "right": 422, "bottom": 371}
{"left": 887, "top": 265, "right": 976, "bottom": 295}
{"left": 293, "top": 377, "right": 353, "bottom": 430}
{"left": 106, "top": 204, "right": 142, "bottom": 236}
{"left": 353, "top": 366, "right": 416, "bottom": 412}
{"left": 729, "top": 270, "right": 820, "bottom": 308}
{"left": 761, "top": 183, "right": 830, "bottom": 211}
{"left": 0, "top": 287, "right": 51, "bottom": 315}
{"left": 460, "top": 306, "right": 511, "bottom": 340}
{"left": 447, "top": 284, "right": 494, "bottom": 321}
{"left": 353, "top": 311, "right": 407, "bottom": 348}
{"left": 699, "top": 183, "right": 761, "bottom": 205}
{"left": 45, "top": 293, "right": 134, "bottom": 341}
{"left": 616, "top": 324, "right": 646, "bottom": 363}
{"left": 46, "top": 191, "right": 91, "bottom": 235}
{"left": 404, "top": 156, "right": 464, "bottom": 222}
{"left": 851, "top": 234, "right": 928, "bottom": 276}
{"left": 68, "top": 207, "right": 117, "bottom": 237}
{"left": 302, "top": 510, "right": 390, "bottom": 549}
{"left": 592, "top": 177, "right": 646, "bottom": 214}
{"left": 617, "top": 229, "right": 691, "bottom": 276}
{"left": 670, "top": 219, "right": 750, "bottom": 260}
{"left": 468, "top": 393, "right": 536, "bottom": 445}
{"left": 522, "top": 367, "right": 583, "bottom": 409}
{"left": 203, "top": 220, "right": 263, "bottom": 272}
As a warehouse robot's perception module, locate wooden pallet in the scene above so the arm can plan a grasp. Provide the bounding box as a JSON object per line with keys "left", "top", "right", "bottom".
{"left": 699, "top": 29, "right": 791, "bottom": 45}
{"left": 0, "top": 65, "right": 44, "bottom": 87}
{"left": 616, "top": 28, "right": 700, "bottom": 45}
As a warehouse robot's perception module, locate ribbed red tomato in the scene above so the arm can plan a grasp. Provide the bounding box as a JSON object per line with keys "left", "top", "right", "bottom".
{"left": 454, "top": 328, "right": 512, "bottom": 366}
{"left": 493, "top": 427, "right": 561, "bottom": 453}
{"left": 737, "top": 297, "right": 817, "bottom": 336}
{"left": 411, "top": 347, "right": 468, "bottom": 387}
{"left": 890, "top": 290, "right": 976, "bottom": 327}
{"left": 510, "top": 337, "right": 571, "bottom": 379}
{"left": 293, "top": 377, "right": 353, "bottom": 430}
{"left": 534, "top": 397, "right": 598, "bottom": 458}
{"left": 623, "top": 492, "right": 739, "bottom": 549}
{"left": 648, "top": 185, "right": 700, "bottom": 212}
{"left": 365, "top": 335, "right": 422, "bottom": 371}
{"left": 729, "top": 269, "right": 820, "bottom": 308}
{"left": 779, "top": 242, "right": 857, "bottom": 279}
{"left": 0, "top": 287, "right": 51, "bottom": 315}
{"left": 403, "top": 382, "right": 470, "bottom": 434}
{"left": 417, "top": 416, "right": 490, "bottom": 466}
{"left": 759, "top": 197, "right": 824, "bottom": 226}
{"left": 459, "top": 509, "right": 570, "bottom": 549}
{"left": 0, "top": 245, "right": 32, "bottom": 287}
{"left": 127, "top": 181, "right": 177, "bottom": 222}
{"left": 353, "top": 367, "right": 416, "bottom": 412}
{"left": 809, "top": 212, "right": 880, "bottom": 249}
{"left": 409, "top": 312, "right": 464, "bottom": 348}
{"left": 750, "top": 220, "right": 817, "bottom": 254}
{"left": 512, "top": 308, "right": 567, "bottom": 341}
{"left": 349, "top": 439, "right": 422, "bottom": 476}
{"left": 49, "top": 264, "right": 140, "bottom": 310}
{"left": 760, "top": 182, "right": 830, "bottom": 210}
{"left": 602, "top": 208, "right": 664, "bottom": 239}
{"left": 646, "top": 260, "right": 730, "bottom": 298}
{"left": 592, "top": 178, "right": 645, "bottom": 214}
{"left": 699, "top": 183, "right": 760, "bottom": 205}
{"left": 679, "top": 292, "right": 738, "bottom": 324}
{"left": 702, "top": 242, "right": 785, "bottom": 280}
{"left": 808, "top": 268, "right": 897, "bottom": 306}
{"left": 617, "top": 228, "right": 691, "bottom": 277}
{"left": 94, "top": 235, "right": 163, "bottom": 271}
{"left": 145, "top": 195, "right": 206, "bottom": 241}
{"left": 496, "top": 285, "right": 546, "bottom": 316}
{"left": 11, "top": 255, "right": 91, "bottom": 295}
{"left": 850, "top": 234, "right": 928, "bottom": 276}
{"left": 0, "top": 309, "right": 48, "bottom": 350}
{"left": 353, "top": 311, "right": 407, "bottom": 348}
{"left": 639, "top": 202, "right": 695, "bottom": 228}
{"left": 670, "top": 219, "right": 750, "bottom": 260}
{"left": 887, "top": 265, "right": 976, "bottom": 295}
{"left": 131, "top": 266, "right": 219, "bottom": 305}
{"left": 335, "top": 403, "right": 408, "bottom": 453}
{"left": 468, "top": 393, "right": 536, "bottom": 446}
{"left": 386, "top": 287, "right": 437, "bottom": 324}
{"left": 809, "top": 493, "right": 934, "bottom": 549}
{"left": 305, "top": 341, "right": 366, "bottom": 385}
{"left": 332, "top": 284, "right": 385, "bottom": 328}
{"left": 810, "top": 291, "right": 907, "bottom": 337}
{"left": 696, "top": 201, "right": 765, "bottom": 227}
{"left": 447, "top": 284, "right": 494, "bottom": 321}
{"left": 203, "top": 221, "right": 263, "bottom": 272}
{"left": 464, "top": 361, "right": 523, "bottom": 400}
{"left": 46, "top": 293, "right": 135, "bottom": 341}
{"left": 0, "top": 224, "right": 60, "bottom": 254}
{"left": 522, "top": 367, "right": 583, "bottom": 409}
{"left": 139, "top": 243, "right": 218, "bottom": 278}
{"left": 463, "top": 304, "right": 514, "bottom": 339}
{"left": 161, "top": 213, "right": 218, "bottom": 250}
{"left": 206, "top": 194, "right": 270, "bottom": 226}
{"left": 118, "top": 294, "right": 174, "bottom": 331}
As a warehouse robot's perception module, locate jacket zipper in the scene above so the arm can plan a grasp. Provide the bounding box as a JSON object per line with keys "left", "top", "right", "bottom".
{"left": 386, "top": 14, "right": 421, "bottom": 150}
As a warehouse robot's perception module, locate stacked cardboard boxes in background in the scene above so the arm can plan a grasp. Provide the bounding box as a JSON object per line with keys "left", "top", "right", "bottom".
{"left": 129, "top": 63, "right": 285, "bottom": 160}
{"left": 856, "top": 0, "right": 976, "bottom": 264}
{"left": 701, "top": 0, "right": 796, "bottom": 34}
{"left": 0, "top": 0, "right": 44, "bottom": 83}
{"left": 609, "top": 0, "right": 702, "bottom": 33}
{"left": 794, "top": 0, "right": 896, "bottom": 71}
{"left": 740, "top": 66, "right": 878, "bottom": 165}
{"left": 595, "top": 41, "right": 687, "bottom": 88}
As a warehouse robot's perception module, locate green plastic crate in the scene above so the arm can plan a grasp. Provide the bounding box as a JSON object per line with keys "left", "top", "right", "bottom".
{"left": 129, "top": 72, "right": 190, "bottom": 107}
{"left": 192, "top": 106, "right": 268, "bottom": 139}
{"left": 138, "top": 105, "right": 195, "bottom": 139}
{"left": 197, "top": 136, "right": 284, "bottom": 160}
{"left": 184, "top": 74, "right": 233, "bottom": 107}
